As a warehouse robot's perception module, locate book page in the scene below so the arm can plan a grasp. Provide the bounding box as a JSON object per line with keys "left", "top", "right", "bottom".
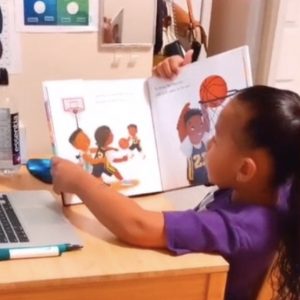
{"left": 44, "top": 79, "right": 162, "bottom": 203}
{"left": 148, "top": 46, "right": 253, "bottom": 191}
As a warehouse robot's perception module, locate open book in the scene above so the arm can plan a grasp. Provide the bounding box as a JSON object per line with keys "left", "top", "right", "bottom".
{"left": 43, "top": 46, "right": 252, "bottom": 205}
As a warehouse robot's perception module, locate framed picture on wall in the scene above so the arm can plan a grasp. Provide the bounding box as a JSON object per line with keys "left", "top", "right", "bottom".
{"left": 99, "top": 0, "right": 156, "bottom": 47}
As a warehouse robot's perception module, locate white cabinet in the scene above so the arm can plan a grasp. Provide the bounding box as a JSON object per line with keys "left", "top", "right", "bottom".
{"left": 208, "top": 0, "right": 300, "bottom": 94}
{"left": 257, "top": 0, "right": 300, "bottom": 94}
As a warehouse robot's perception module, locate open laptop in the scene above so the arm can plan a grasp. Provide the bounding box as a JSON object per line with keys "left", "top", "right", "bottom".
{"left": 0, "top": 190, "right": 83, "bottom": 256}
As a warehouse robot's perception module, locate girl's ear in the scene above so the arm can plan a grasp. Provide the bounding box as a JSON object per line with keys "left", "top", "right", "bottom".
{"left": 236, "top": 158, "right": 257, "bottom": 183}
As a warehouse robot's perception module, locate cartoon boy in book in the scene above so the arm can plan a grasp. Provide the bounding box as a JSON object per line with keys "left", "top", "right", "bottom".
{"left": 92, "top": 125, "right": 129, "bottom": 183}
{"left": 68, "top": 128, "right": 101, "bottom": 171}
{"left": 177, "top": 103, "right": 210, "bottom": 185}
{"left": 126, "top": 124, "right": 145, "bottom": 159}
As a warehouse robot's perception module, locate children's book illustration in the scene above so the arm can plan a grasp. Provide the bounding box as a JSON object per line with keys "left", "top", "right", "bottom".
{"left": 175, "top": 74, "right": 239, "bottom": 186}
{"left": 43, "top": 46, "right": 253, "bottom": 205}
{"left": 91, "top": 125, "right": 137, "bottom": 187}
{"left": 126, "top": 124, "right": 145, "bottom": 159}
{"left": 148, "top": 46, "right": 252, "bottom": 191}
{"left": 62, "top": 97, "right": 85, "bottom": 128}
{"left": 177, "top": 103, "right": 209, "bottom": 185}
{"left": 68, "top": 127, "right": 98, "bottom": 170}
{"left": 63, "top": 97, "right": 133, "bottom": 184}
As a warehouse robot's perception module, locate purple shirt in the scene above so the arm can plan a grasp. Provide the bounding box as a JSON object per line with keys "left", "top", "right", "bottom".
{"left": 163, "top": 187, "right": 289, "bottom": 300}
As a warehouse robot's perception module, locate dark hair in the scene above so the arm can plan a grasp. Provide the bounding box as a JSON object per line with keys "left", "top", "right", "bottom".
{"left": 183, "top": 108, "right": 203, "bottom": 124}
{"left": 94, "top": 125, "right": 111, "bottom": 148}
{"left": 69, "top": 128, "right": 83, "bottom": 145}
{"left": 153, "top": 0, "right": 168, "bottom": 55}
{"left": 127, "top": 124, "right": 137, "bottom": 130}
{"left": 236, "top": 85, "right": 300, "bottom": 299}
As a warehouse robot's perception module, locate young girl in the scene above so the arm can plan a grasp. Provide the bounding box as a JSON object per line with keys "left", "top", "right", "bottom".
{"left": 51, "top": 84, "right": 300, "bottom": 299}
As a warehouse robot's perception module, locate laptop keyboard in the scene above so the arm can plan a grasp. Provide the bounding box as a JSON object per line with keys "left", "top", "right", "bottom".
{"left": 0, "top": 194, "right": 29, "bottom": 243}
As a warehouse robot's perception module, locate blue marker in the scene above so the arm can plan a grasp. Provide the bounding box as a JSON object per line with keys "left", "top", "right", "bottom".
{"left": 26, "top": 158, "right": 53, "bottom": 184}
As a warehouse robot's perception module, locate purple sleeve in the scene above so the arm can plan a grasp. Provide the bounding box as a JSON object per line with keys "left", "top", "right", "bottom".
{"left": 163, "top": 210, "right": 240, "bottom": 256}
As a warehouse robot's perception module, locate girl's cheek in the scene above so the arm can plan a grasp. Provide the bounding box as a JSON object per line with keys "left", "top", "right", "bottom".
{"left": 205, "top": 157, "right": 213, "bottom": 182}
{"left": 205, "top": 148, "right": 212, "bottom": 166}
{"left": 205, "top": 143, "right": 217, "bottom": 170}
{"left": 206, "top": 141, "right": 215, "bottom": 156}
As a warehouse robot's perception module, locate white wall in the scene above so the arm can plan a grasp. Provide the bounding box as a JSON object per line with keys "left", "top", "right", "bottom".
{"left": 207, "top": 0, "right": 267, "bottom": 82}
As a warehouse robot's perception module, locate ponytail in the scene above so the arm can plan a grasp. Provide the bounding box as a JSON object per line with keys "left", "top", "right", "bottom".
{"left": 276, "top": 171, "right": 300, "bottom": 299}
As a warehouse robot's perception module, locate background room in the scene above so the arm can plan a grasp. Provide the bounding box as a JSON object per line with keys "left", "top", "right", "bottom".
{"left": 1, "top": 0, "right": 299, "bottom": 159}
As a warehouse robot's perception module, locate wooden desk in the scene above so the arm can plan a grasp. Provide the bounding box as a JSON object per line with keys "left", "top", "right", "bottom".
{"left": 0, "top": 168, "right": 228, "bottom": 300}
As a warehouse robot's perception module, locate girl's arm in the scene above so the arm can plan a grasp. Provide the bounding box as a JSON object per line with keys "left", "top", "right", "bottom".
{"left": 51, "top": 157, "right": 166, "bottom": 248}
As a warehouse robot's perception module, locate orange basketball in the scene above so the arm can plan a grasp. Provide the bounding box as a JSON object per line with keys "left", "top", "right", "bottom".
{"left": 199, "top": 75, "right": 228, "bottom": 108}
{"left": 118, "top": 138, "right": 129, "bottom": 149}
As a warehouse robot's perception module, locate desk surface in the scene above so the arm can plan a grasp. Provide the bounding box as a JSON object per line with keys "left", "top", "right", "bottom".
{"left": 0, "top": 168, "right": 228, "bottom": 300}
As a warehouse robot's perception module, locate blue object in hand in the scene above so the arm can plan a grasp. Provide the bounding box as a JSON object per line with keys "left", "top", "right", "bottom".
{"left": 26, "top": 158, "right": 52, "bottom": 184}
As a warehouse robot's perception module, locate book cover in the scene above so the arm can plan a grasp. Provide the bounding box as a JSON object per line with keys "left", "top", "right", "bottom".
{"left": 43, "top": 46, "right": 252, "bottom": 205}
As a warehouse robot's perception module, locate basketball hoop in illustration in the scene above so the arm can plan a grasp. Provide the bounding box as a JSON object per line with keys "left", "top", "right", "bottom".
{"left": 62, "top": 97, "right": 85, "bottom": 128}
{"left": 199, "top": 75, "right": 238, "bottom": 124}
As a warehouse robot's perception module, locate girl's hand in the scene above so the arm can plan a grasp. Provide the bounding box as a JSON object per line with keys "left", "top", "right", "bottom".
{"left": 51, "top": 156, "right": 87, "bottom": 194}
{"left": 153, "top": 49, "right": 193, "bottom": 79}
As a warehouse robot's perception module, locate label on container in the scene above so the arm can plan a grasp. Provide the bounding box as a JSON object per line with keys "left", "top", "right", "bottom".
{"left": 10, "top": 246, "right": 60, "bottom": 259}
{"left": 10, "top": 113, "right": 21, "bottom": 165}
{"left": 0, "top": 108, "right": 13, "bottom": 167}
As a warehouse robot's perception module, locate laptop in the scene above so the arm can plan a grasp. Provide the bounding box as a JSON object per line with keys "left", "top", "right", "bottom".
{"left": 0, "top": 190, "right": 83, "bottom": 256}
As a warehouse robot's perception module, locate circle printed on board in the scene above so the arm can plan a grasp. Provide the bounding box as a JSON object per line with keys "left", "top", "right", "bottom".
{"left": 33, "top": 1, "right": 46, "bottom": 14}
{"left": 67, "top": 2, "right": 79, "bottom": 15}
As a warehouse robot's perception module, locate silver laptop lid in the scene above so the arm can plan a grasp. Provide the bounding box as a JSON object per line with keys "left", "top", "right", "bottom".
{"left": 0, "top": 190, "right": 83, "bottom": 249}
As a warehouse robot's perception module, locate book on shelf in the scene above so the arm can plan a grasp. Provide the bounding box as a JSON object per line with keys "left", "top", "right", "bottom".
{"left": 43, "top": 46, "right": 252, "bottom": 205}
